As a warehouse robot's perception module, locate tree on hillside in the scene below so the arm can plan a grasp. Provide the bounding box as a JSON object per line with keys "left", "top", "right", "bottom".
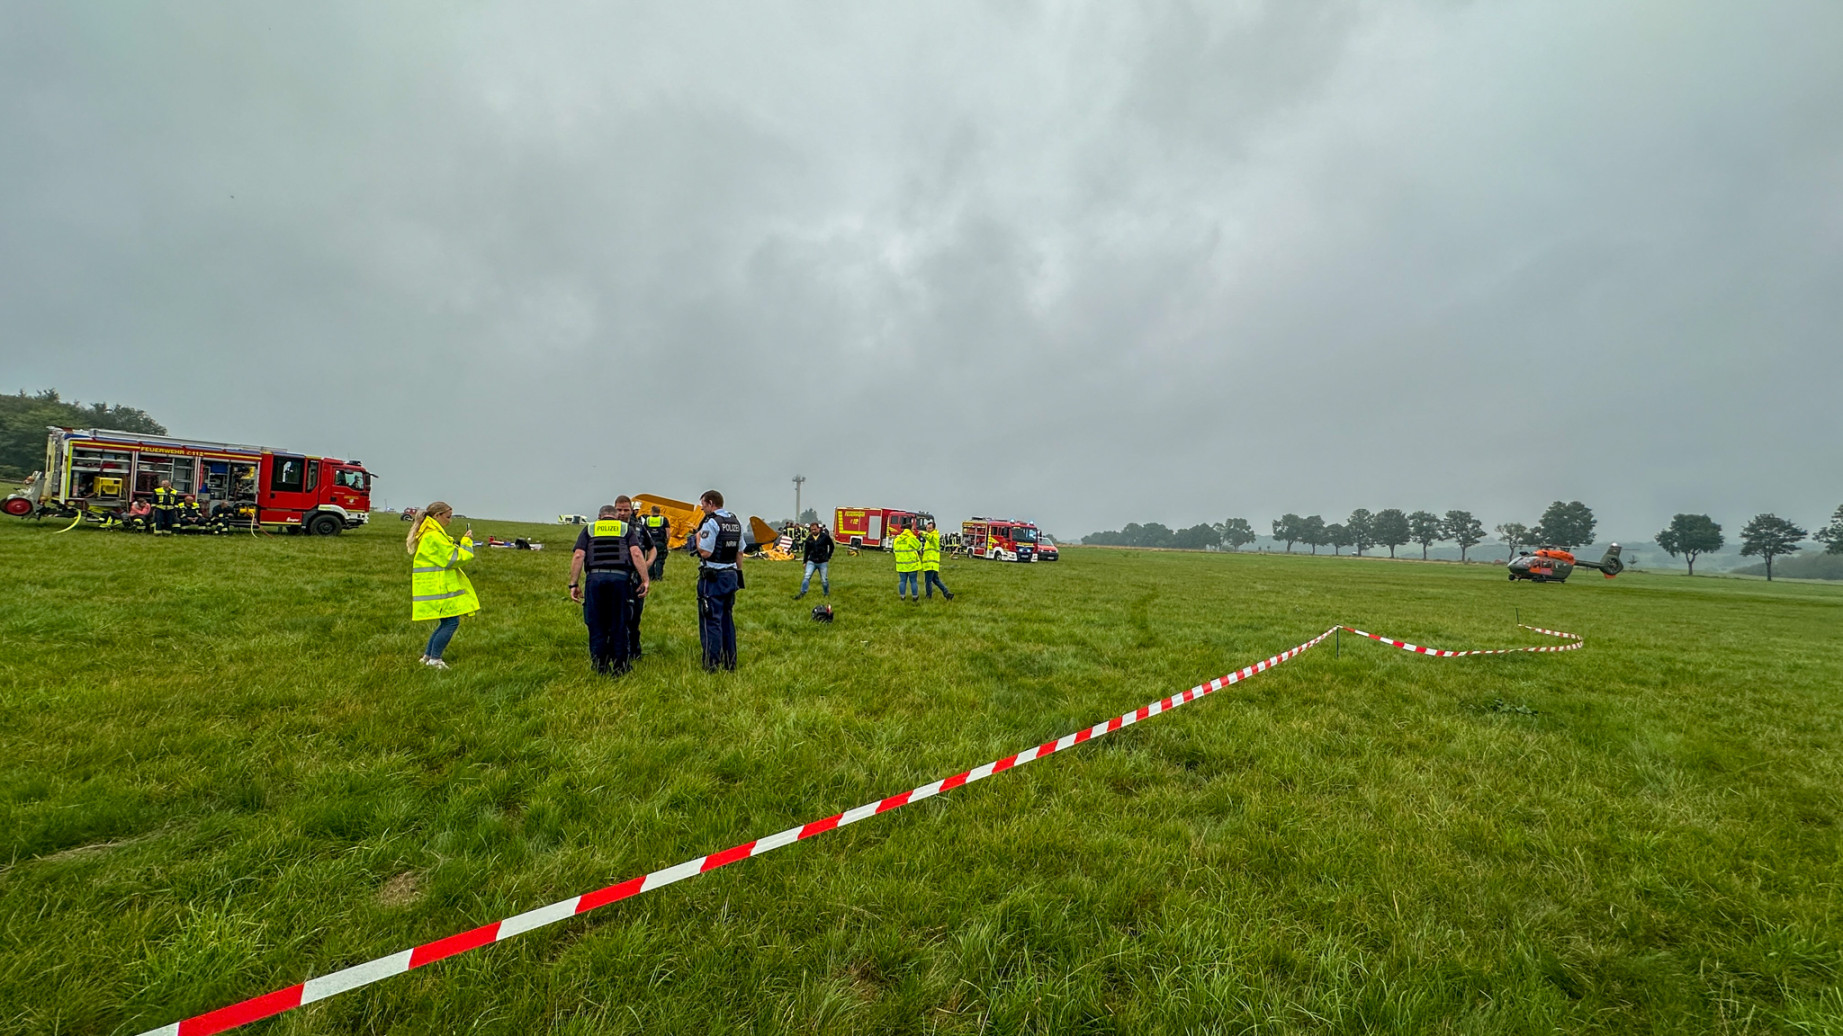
{"left": 1534, "top": 500, "right": 1596, "bottom": 548}
{"left": 1495, "top": 522, "right": 1532, "bottom": 559}
{"left": 1216, "top": 518, "right": 1257, "bottom": 552}
{"left": 1372, "top": 508, "right": 1410, "bottom": 559}
{"left": 1407, "top": 510, "right": 1443, "bottom": 560}
{"left": 1300, "top": 514, "right": 1327, "bottom": 554}
{"left": 798, "top": 508, "right": 819, "bottom": 525}
{"left": 1346, "top": 508, "right": 1375, "bottom": 556}
{"left": 1326, "top": 522, "right": 1351, "bottom": 555}
{"left": 1, "top": 389, "right": 167, "bottom": 479}
{"left": 1739, "top": 513, "right": 1805, "bottom": 581}
{"left": 1814, "top": 505, "right": 1843, "bottom": 555}
{"left": 1443, "top": 510, "right": 1485, "bottom": 561}
{"left": 1173, "top": 523, "right": 1218, "bottom": 550}
{"left": 1655, "top": 514, "right": 1724, "bottom": 576}
{"left": 1272, "top": 514, "right": 1304, "bottom": 553}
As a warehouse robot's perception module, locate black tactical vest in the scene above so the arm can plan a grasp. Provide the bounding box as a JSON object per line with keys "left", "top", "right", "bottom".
{"left": 704, "top": 513, "right": 742, "bottom": 564}
{"left": 587, "top": 519, "right": 633, "bottom": 571}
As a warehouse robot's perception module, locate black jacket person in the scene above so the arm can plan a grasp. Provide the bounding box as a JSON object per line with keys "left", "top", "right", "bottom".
{"left": 568, "top": 502, "right": 650, "bottom": 676}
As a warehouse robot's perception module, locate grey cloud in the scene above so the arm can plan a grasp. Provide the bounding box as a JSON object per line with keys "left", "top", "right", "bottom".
{"left": 3, "top": 1, "right": 1839, "bottom": 538}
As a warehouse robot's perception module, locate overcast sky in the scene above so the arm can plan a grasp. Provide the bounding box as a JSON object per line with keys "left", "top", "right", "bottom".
{"left": 5, "top": 2, "right": 1839, "bottom": 538}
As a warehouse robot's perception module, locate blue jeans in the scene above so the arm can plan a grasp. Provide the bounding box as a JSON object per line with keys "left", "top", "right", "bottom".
{"left": 424, "top": 615, "right": 460, "bottom": 660}
{"left": 801, "top": 561, "right": 829, "bottom": 595}
{"left": 698, "top": 567, "right": 740, "bottom": 669}
{"left": 924, "top": 570, "right": 951, "bottom": 598}
{"left": 582, "top": 571, "right": 634, "bottom": 672}
{"left": 898, "top": 571, "right": 919, "bottom": 597}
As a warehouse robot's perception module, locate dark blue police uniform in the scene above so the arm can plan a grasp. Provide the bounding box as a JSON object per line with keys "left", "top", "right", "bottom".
{"left": 696, "top": 510, "right": 744, "bottom": 671}
{"left": 575, "top": 518, "right": 642, "bottom": 675}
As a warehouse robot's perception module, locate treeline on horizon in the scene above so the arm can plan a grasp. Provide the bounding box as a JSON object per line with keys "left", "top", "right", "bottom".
{"left": 1086, "top": 501, "right": 1843, "bottom": 581}
{"left": 0, "top": 389, "right": 166, "bottom": 479}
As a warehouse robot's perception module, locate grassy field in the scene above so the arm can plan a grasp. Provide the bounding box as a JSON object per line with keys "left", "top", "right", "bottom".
{"left": 2, "top": 517, "right": 1840, "bottom": 1035}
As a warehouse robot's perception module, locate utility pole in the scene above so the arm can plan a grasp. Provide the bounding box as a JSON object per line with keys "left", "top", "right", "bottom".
{"left": 792, "top": 474, "right": 806, "bottom": 522}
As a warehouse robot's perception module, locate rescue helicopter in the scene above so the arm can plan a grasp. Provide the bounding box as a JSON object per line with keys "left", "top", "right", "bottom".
{"left": 1507, "top": 543, "right": 1623, "bottom": 583}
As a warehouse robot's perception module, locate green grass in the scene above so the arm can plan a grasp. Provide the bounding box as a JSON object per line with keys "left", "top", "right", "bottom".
{"left": 2, "top": 518, "right": 1840, "bottom": 1035}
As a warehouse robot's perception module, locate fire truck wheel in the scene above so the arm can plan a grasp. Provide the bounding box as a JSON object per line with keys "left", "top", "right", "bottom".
{"left": 308, "top": 513, "right": 344, "bottom": 537}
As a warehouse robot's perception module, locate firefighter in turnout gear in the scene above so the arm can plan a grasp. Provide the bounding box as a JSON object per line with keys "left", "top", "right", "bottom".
{"left": 921, "top": 520, "right": 954, "bottom": 600}
{"left": 694, "top": 489, "right": 744, "bottom": 671}
{"left": 177, "top": 495, "right": 205, "bottom": 532}
{"left": 408, "top": 502, "right": 479, "bottom": 669}
{"left": 153, "top": 479, "right": 180, "bottom": 535}
{"left": 569, "top": 501, "right": 650, "bottom": 676}
{"left": 894, "top": 524, "right": 923, "bottom": 601}
{"left": 643, "top": 505, "right": 670, "bottom": 580}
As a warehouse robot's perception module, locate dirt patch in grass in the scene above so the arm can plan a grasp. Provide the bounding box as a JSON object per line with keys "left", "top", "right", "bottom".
{"left": 376, "top": 871, "right": 423, "bottom": 907}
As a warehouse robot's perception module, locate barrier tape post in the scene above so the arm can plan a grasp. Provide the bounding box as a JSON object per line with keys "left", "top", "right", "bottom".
{"left": 132, "top": 622, "right": 1583, "bottom": 1036}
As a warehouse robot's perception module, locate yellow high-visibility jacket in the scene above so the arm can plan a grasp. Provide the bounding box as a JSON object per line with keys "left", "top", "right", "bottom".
{"left": 893, "top": 529, "right": 922, "bottom": 573}
{"left": 921, "top": 530, "right": 942, "bottom": 571}
{"left": 411, "top": 518, "right": 479, "bottom": 620}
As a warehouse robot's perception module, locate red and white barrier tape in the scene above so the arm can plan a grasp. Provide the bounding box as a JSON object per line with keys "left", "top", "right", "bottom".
{"left": 136, "top": 623, "right": 1580, "bottom": 1035}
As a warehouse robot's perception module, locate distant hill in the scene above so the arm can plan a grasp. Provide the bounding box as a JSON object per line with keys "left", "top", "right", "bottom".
{"left": 0, "top": 390, "right": 166, "bottom": 478}
{"left": 1731, "top": 552, "right": 1843, "bottom": 581}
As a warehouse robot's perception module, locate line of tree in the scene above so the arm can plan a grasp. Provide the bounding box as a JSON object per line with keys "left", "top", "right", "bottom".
{"left": 1267, "top": 507, "right": 1489, "bottom": 559}
{"left": 1, "top": 389, "right": 167, "bottom": 479}
{"left": 1084, "top": 498, "right": 1842, "bottom": 580}
{"left": 1081, "top": 522, "right": 1222, "bottom": 549}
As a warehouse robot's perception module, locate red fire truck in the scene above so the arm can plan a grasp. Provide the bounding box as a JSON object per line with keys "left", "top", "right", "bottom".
{"left": 5, "top": 427, "right": 376, "bottom": 535}
{"left": 834, "top": 506, "right": 932, "bottom": 550}
{"left": 962, "top": 517, "right": 1039, "bottom": 562}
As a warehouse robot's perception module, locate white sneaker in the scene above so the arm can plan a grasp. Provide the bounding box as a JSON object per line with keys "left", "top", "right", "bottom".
{"left": 423, "top": 658, "right": 450, "bottom": 670}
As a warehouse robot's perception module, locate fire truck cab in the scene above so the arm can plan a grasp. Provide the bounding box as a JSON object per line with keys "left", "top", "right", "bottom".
{"left": 6, "top": 427, "right": 375, "bottom": 536}
{"left": 834, "top": 506, "right": 932, "bottom": 550}
{"left": 963, "top": 517, "right": 1039, "bottom": 562}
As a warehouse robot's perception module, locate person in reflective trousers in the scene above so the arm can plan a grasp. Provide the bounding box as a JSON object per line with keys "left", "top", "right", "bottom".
{"left": 643, "top": 504, "right": 670, "bottom": 580}
{"left": 693, "top": 489, "right": 744, "bottom": 671}
{"left": 568, "top": 503, "right": 650, "bottom": 676}
{"left": 407, "top": 501, "right": 479, "bottom": 669}
{"left": 893, "top": 522, "right": 922, "bottom": 602}
{"left": 921, "top": 519, "right": 954, "bottom": 600}
{"left": 153, "top": 479, "right": 180, "bottom": 535}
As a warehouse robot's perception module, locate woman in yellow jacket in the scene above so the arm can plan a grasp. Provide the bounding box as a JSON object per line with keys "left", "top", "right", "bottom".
{"left": 407, "top": 501, "right": 479, "bottom": 669}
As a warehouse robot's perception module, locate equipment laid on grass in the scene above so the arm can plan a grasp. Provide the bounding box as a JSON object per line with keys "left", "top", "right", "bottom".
{"left": 962, "top": 516, "right": 1040, "bottom": 561}
{"left": 1507, "top": 544, "right": 1623, "bottom": 582}
{"left": 131, "top": 620, "right": 1583, "bottom": 1036}
{"left": 8, "top": 427, "right": 375, "bottom": 536}
{"left": 811, "top": 603, "right": 834, "bottom": 622}
{"left": 834, "top": 505, "right": 931, "bottom": 549}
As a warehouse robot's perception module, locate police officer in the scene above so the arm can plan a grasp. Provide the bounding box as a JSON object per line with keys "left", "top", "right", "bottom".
{"left": 693, "top": 489, "right": 743, "bottom": 672}
{"left": 153, "top": 479, "right": 180, "bottom": 535}
{"left": 568, "top": 501, "right": 650, "bottom": 676}
{"left": 621, "top": 497, "right": 656, "bottom": 660}
{"left": 643, "top": 505, "right": 670, "bottom": 580}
